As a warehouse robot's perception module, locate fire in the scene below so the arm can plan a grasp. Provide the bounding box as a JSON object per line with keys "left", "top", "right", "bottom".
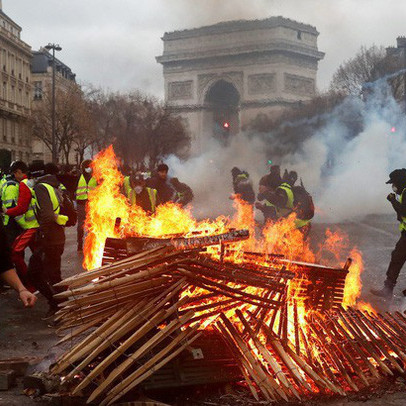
{"left": 343, "top": 248, "right": 363, "bottom": 308}
{"left": 83, "top": 145, "right": 373, "bottom": 337}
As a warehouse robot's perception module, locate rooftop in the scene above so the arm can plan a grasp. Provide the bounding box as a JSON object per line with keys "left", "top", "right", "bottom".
{"left": 162, "top": 16, "right": 319, "bottom": 41}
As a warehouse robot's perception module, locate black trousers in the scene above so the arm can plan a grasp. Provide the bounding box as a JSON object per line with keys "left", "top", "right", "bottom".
{"left": 77, "top": 202, "right": 86, "bottom": 247}
{"left": 385, "top": 231, "right": 406, "bottom": 288}
{"left": 28, "top": 242, "right": 64, "bottom": 307}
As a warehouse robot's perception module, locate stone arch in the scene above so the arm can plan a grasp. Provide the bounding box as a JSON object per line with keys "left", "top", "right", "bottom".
{"left": 202, "top": 79, "right": 240, "bottom": 139}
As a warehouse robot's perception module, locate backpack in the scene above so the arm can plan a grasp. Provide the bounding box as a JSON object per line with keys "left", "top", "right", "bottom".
{"left": 58, "top": 187, "right": 77, "bottom": 227}
{"left": 292, "top": 185, "right": 314, "bottom": 221}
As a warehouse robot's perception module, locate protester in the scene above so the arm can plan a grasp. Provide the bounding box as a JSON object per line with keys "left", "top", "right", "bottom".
{"left": 255, "top": 176, "right": 278, "bottom": 222}
{"left": 1, "top": 165, "right": 22, "bottom": 245}
{"left": 31, "top": 163, "right": 68, "bottom": 316}
{"left": 0, "top": 219, "right": 37, "bottom": 307}
{"left": 2, "top": 161, "right": 39, "bottom": 290}
{"left": 170, "top": 177, "right": 193, "bottom": 207}
{"left": 75, "top": 160, "right": 97, "bottom": 251}
{"left": 230, "top": 167, "right": 255, "bottom": 204}
{"left": 123, "top": 172, "right": 159, "bottom": 213}
{"left": 147, "top": 164, "right": 175, "bottom": 204}
{"left": 371, "top": 168, "right": 406, "bottom": 298}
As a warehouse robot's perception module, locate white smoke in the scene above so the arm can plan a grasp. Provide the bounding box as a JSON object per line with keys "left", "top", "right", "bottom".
{"left": 166, "top": 82, "right": 406, "bottom": 222}
{"left": 166, "top": 133, "right": 268, "bottom": 219}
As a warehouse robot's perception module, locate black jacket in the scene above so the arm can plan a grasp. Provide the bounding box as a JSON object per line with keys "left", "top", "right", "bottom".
{"left": 147, "top": 176, "right": 175, "bottom": 204}
{"left": 34, "top": 175, "right": 65, "bottom": 246}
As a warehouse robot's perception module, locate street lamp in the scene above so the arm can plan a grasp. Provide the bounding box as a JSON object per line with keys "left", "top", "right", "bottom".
{"left": 44, "top": 43, "right": 62, "bottom": 164}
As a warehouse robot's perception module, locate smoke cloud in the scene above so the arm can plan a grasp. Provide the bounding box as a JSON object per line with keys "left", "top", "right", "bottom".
{"left": 167, "top": 81, "right": 406, "bottom": 222}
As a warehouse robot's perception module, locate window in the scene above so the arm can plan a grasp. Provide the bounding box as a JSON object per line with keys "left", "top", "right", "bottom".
{"left": 297, "top": 31, "right": 302, "bottom": 40}
{"left": 34, "top": 81, "right": 42, "bottom": 100}
{"left": 1, "top": 119, "right": 5, "bottom": 142}
{"left": 11, "top": 121, "right": 15, "bottom": 144}
{"left": 3, "top": 82, "right": 6, "bottom": 100}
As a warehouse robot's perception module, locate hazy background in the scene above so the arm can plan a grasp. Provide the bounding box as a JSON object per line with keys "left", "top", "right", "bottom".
{"left": 6, "top": 0, "right": 406, "bottom": 96}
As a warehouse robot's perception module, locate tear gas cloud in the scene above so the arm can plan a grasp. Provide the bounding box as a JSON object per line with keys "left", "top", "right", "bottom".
{"left": 167, "top": 82, "right": 406, "bottom": 222}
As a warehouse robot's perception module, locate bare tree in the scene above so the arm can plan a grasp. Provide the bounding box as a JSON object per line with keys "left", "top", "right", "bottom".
{"left": 330, "top": 45, "right": 403, "bottom": 97}
{"left": 91, "top": 90, "right": 190, "bottom": 168}
{"left": 31, "top": 82, "right": 96, "bottom": 165}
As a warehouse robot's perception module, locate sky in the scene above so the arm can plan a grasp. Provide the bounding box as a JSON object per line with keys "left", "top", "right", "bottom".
{"left": 5, "top": 0, "right": 406, "bottom": 99}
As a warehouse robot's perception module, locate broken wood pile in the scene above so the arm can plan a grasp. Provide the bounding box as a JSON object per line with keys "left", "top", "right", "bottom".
{"left": 50, "top": 232, "right": 406, "bottom": 405}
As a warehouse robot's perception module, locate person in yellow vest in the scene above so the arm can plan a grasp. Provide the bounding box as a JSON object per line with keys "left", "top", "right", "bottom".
{"left": 1, "top": 161, "right": 39, "bottom": 291}
{"left": 1, "top": 219, "right": 37, "bottom": 308}
{"left": 75, "top": 160, "right": 97, "bottom": 251}
{"left": 255, "top": 176, "right": 278, "bottom": 223}
{"left": 123, "top": 172, "right": 159, "bottom": 214}
{"left": 1, "top": 174, "right": 21, "bottom": 245}
{"left": 31, "top": 163, "right": 68, "bottom": 317}
{"left": 371, "top": 169, "right": 406, "bottom": 299}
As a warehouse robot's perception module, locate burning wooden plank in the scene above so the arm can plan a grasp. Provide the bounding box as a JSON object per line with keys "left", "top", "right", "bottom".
{"left": 48, "top": 230, "right": 406, "bottom": 405}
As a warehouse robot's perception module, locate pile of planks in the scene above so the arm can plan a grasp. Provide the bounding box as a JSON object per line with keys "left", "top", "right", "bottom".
{"left": 50, "top": 234, "right": 406, "bottom": 405}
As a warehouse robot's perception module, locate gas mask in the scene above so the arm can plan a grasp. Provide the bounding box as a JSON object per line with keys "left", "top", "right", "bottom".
{"left": 134, "top": 186, "right": 143, "bottom": 194}
{"left": 84, "top": 167, "right": 92, "bottom": 174}
{"left": 392, "top": 185, "right": 399, "bottom": 194}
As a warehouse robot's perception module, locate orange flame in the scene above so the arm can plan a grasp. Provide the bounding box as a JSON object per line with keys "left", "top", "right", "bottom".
{"left": 84, "top": 145, "right": 372, "bottom": 321}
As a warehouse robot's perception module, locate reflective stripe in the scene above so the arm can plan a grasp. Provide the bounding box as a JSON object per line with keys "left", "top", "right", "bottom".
{"left": 76, "top": 175, "right": 97, "bottom": 200}
{"left": 147, "top": 188, "right": 157, "bottom": 213}
{"left": 2, "top": 199, "right": 15, "bottom": 204}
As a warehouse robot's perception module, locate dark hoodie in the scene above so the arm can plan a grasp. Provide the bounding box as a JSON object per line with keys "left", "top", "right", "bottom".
{"left": 34, "top": 174, "right": 65, "bottom": 245}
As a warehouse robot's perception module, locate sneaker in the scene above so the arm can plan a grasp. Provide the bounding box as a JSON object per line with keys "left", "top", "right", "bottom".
{"left": 370, "top": 286, "right": 393, "bottom": 298}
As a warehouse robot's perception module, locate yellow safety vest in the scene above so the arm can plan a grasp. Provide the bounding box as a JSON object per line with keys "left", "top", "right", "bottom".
{"left": 76, "top": 174, "right": 97, "bottom": 201}
{"left": 1, "top": 180, "right": 19, "bottom": 226}
{"left": 399, "top": 189, "right": 406, "bottom": 232}
{"left": 0, "top": 175, "right": 6, "bottom": 196}
{"left": 276, "top": 183, "right": 294, "bottom": 218}
{"left": 123, "top": 176, "right": 157, "bottom": 213}
{"left": 21, "top": 179, "right": 39, "bottom": 230}
{"left": 35, "top": 183, "right": 68, "bottom": 226}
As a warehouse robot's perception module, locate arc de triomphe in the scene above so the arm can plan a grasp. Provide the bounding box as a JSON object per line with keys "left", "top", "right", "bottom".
{"left": 157, "top": 17, "right": 324, "bottom": 153}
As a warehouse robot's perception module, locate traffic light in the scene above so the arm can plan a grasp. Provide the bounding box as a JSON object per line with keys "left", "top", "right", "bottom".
{"left": 223, "top": 121, "right": 230, "bottom": 129}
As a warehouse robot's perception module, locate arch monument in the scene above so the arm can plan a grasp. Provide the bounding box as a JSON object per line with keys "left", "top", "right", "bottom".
{"left": 156, "top": 17, "right": 325, "bottom": 153}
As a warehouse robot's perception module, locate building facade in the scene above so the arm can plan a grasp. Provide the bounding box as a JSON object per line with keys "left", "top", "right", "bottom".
{"left": 31, "top": 48, "right": 77, "bottom": 164}
{"left": 157, "top": 17, "right": 324, "bottom": 153}
{"left": 0, "top": 1, "right": 32, "bottom": 168}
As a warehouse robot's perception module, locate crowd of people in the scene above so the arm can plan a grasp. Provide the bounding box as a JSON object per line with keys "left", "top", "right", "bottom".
{"left": 0, "top": 159, "right": 194, "bottom": 317}
{"left": 230, "top": 165, "right": 315, "bottom": 237}
{"left": 1, "top": 155, "right": 406, "bottom": 319}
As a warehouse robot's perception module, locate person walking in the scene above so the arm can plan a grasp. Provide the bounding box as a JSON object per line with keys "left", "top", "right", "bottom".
{"left": 371, "top": 169, "right": 406, "bottom": 298}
